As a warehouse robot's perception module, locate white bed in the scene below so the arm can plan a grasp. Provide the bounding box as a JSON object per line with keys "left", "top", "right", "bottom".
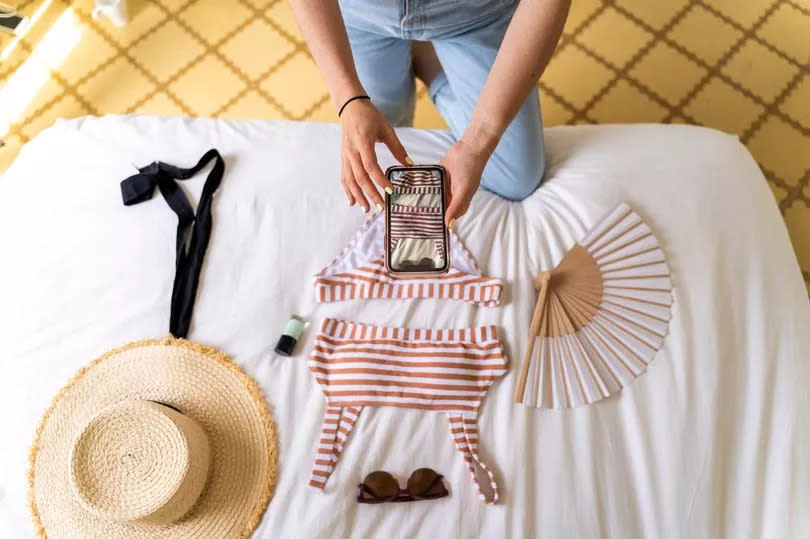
{"left": 1, "top": 116, "right": 808, "bottom": 538}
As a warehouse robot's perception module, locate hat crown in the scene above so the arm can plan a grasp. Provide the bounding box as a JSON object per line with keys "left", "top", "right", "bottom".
{"left": 69, "top": 399, "right": 210, "bottom": 524}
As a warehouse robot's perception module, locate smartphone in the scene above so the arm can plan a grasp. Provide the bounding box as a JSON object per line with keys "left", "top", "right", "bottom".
{"left": 384, "top": 165, "right": 450, "bottom": 276}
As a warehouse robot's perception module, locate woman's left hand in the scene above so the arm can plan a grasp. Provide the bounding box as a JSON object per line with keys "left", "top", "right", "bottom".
{"left": 441, "top": 137, "right": 491, "bottom": 228}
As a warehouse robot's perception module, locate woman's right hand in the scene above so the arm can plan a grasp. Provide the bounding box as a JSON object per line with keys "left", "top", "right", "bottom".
{"left": 339, "top": 99, "right": 412, "bottom": 212}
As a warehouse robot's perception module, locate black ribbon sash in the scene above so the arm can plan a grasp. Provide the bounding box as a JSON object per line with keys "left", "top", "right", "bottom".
{"left": 120, "top": 149, "right": 225, "bottom": 339}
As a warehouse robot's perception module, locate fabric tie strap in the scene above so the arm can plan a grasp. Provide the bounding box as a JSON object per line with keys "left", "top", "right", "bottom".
{"left": 120, "top": 149, "right": 225, "bottom": 339}
{"left": 309, "top": 406, "right": 364, "bottom": 489}
{"left": 448, "top": 414, "right": 499, "bottom": 504}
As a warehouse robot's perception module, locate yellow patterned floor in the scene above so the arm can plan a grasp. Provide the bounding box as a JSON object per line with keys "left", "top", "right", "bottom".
{"left": 1, "top": 0, "right": 808, "bottom": 290}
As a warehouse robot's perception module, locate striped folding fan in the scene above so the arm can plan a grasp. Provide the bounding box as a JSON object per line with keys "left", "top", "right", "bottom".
{"left": 514, "top": 202, "right": 673, "bottom": 408}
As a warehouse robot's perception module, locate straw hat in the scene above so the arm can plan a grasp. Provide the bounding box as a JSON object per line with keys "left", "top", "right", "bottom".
{"left": 28, "top": 336, "right": 278, "bottom": 538}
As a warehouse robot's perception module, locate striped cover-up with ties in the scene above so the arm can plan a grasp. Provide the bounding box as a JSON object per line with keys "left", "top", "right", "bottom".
{"left": 308, "top": 318, "right": 508, "bottom": 504}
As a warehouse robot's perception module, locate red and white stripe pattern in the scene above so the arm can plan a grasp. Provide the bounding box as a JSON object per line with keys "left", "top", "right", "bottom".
{"left": 314, "top": 208, "right": 502, "bottom": 305}
{"left": 308, "top": 405, "right": 362, "bottom": 489}
{"left": 448, "top": 415, "right": 499, "bottom": 503}
{"left": 315, "top": 256, "right": 502, "bottom": 305}
{"left": 308, "top": 319, "right": 507, "bottom": 503}
{"left": 389, "top": 204, "right": 442, "bottom": 215}
{"left": 388, "top": 203, "right": 446, "bottom": 261}
{"left": 394, "top": 185, "right": 441, "bottom": 195}
{"left": 389, "top": 204, "right": 445, "bottom": 239}
{"left": 390, "top": 169, "right": 441, "bottom": 187}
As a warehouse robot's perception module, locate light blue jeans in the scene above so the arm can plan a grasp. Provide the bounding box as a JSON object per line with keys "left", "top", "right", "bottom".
{"left": 340, "top": 0, "right": 546, "bottom": 201}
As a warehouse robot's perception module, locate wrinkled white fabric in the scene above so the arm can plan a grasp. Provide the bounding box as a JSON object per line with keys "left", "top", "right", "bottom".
{"left": 390, "top": 237, "right": 445, "bottom": 268}
{"left": 1, "top": 116, "right": 808, "bottom": 538}
{"left": 391, "top": 192, "right": 442, "bottom": 207}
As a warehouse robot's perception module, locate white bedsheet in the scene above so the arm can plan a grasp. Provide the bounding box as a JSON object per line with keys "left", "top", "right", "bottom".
{"left": 1, "top": 116, "right": 808, "bottom": 538}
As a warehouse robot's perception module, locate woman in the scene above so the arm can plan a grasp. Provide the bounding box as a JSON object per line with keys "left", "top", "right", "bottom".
{"left": 289, "top": 0, "right": 571, "bottom": 227}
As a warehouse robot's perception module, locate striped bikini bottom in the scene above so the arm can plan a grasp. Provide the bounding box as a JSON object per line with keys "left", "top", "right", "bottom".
{"left": 307, "top": 319, "right": 508, "bottom": 504}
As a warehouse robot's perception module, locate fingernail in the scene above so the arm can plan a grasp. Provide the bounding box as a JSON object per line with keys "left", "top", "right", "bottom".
{"left": 362, "top": 206, "right": 368, "bottom": 213}
{"left": 376, "top": 203, "right": 384, "bottom": 212}
{"left": 384, "top": 187, "right": 393, "bottom": 195}
{"left": 405, "top": 156, "right": 414, "bottom": 165}
{"left": 449, "top": 219, "right": 456, "bottom": 229}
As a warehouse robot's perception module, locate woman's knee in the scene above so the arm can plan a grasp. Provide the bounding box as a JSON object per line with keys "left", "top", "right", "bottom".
{"left": 345, "top": 28, "right": 415, "bottom": 126}
{"left": 482, "top": 144, "right": 546, "bottom": 201}
{"left": 480, "top": 94, "right": 546, "bottom": 200}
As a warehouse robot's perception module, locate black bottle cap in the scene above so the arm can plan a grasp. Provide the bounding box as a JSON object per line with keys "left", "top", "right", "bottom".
{"left": 274, "top": 334, "right": 297, "bottom": 357}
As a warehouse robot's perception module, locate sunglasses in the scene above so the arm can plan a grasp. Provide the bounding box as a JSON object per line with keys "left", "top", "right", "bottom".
{"left": 357, "top": 468, "right": 449, "bottom": 504}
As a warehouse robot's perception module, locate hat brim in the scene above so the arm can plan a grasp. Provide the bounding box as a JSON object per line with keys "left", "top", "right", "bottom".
{"left": 29, "top": 337, "right": 277, "bottom": 538}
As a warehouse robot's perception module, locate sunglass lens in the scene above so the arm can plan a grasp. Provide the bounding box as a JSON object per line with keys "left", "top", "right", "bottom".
{"left": 363, "top": 471, "right": 399, "bottom": 499}
{"left": 406, "top": 468, "right": 441, "bottom": 496}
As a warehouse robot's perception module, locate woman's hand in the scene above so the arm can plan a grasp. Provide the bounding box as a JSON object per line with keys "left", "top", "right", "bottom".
{"left": 286, "top": 0, "right": 412, "bottom": 210}
{"left": 340, "top": 99, "right": 411, "bottom": 212}
{"left": 441, "top": 136, "right": 493, "bottom": 228}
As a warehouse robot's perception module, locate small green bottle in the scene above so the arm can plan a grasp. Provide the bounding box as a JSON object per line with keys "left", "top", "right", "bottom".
{"left": 274, "top": 314, "right": 305, "bottom": 357}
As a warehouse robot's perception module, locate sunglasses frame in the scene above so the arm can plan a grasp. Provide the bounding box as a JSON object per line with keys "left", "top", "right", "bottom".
{"left": 356, "top": 470, "right": 449, "bottom": 504}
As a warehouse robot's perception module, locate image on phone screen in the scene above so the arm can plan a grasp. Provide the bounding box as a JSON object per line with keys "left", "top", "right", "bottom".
{"left": 385, "top": 166, "right": 449, "bottom": 275}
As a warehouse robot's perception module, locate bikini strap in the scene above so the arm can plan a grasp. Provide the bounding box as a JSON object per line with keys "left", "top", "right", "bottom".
{"left": 448, "top": 414, "right": 500, "bottom": 504}
{"left": 309, "top": 405, "right": 364, "bottom": 489}
{"left": 120, "top": 149, "right": 225, "bottom": 338}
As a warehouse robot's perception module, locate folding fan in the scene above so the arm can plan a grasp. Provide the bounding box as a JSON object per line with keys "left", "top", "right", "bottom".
{"left": 514, "top": 202, "right": 673, "bottom": 408}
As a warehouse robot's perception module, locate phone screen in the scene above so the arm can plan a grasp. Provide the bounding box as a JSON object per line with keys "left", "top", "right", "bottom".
{"left": 385, "top": 165, "right": 449, "bottom": 275}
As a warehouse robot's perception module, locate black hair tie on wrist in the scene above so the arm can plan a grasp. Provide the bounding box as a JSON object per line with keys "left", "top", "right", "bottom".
{"left": 338, "top": 95, "right": 371, "bottom": 117}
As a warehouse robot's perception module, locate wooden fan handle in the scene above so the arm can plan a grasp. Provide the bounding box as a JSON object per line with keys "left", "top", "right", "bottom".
{"left": 515, "top": 272, "right": 551, "bottom": 403}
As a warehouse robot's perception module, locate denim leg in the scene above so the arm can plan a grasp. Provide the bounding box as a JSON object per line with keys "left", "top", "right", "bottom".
{"left": 428, "top": 12, "right": 546, "bottom": 201}
{"left": 344, "top": 24, "right": 415, "bottom": 127}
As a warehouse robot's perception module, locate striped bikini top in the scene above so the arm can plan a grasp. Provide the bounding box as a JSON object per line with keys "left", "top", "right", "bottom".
{"left": 314, "top": 212, "right": 503, "bottom": 306}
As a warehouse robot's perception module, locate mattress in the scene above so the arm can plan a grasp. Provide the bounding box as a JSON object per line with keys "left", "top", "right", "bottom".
{"left": 1, "top": 116, "right": 808, "bottom": 538}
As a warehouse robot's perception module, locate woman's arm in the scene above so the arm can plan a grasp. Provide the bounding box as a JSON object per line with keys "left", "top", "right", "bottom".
{"left": 469, "top": 0, "right": 571, "bottom": 153}
{"left": 287, "top": 0, "right": 363, "bottom": 109}
{"left": 443, "top": 0, "right": 571, "bottom": 224}
{"left": 288, "top": 0, "right": 410, "bottom": 212}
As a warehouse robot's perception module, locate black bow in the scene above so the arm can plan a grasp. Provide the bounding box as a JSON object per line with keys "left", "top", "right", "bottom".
{"left": 121, "top": 149, "right": 225, "bottom": 338}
